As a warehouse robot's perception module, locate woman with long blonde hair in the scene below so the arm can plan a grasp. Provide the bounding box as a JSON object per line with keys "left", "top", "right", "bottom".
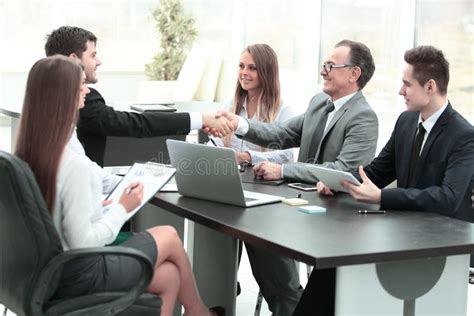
{"left": 211, "top": 44, "right": 298, "bottom": 165}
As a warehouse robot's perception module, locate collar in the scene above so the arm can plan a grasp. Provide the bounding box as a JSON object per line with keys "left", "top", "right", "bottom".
{"left": 330, "top": 91, "right": 358, "bottom": 112}
{"left": 418, "top": 100, "right": 448, "bottom": 134}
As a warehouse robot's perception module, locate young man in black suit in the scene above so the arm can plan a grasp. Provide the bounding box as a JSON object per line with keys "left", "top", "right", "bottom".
{"left": 299, "top": 45, "right": 474, "bottom": 315}
{"left": 45, "top": 26, "right": 232, "bottom": 166}
{"left": 338, "top": 45, "right": 474, "bottom": 222}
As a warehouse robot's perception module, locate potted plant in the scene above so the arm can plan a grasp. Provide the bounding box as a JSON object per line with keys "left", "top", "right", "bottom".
{"left": 145, "top": 0, "right": 198, "bottom": 81}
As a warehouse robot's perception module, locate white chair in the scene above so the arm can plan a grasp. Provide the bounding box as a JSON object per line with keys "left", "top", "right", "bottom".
{"left": 138, "top": 45, "right": 223, "bottom": 103}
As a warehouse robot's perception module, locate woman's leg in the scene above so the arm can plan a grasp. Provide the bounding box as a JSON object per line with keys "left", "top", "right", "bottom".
{"left": 146, "top": 226, "right": 214, "bottom": 316}
{"left": 147, "top": 261, "right": 180, "bottom": 316}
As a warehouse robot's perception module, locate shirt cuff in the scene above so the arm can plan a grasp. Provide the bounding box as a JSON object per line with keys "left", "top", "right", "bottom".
{"left": 235, "top": 117, "right": 249, "bottom": 136}
{"left": 189, "top": 112, "right": 203, "bottom": 130}
{"left": 281, "top": 164, "right": 285, "bottom": 178}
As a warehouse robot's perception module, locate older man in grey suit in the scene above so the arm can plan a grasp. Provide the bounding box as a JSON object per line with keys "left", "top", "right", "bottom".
{"left": 219, "top": 39, "right": 378, "bottom": 316}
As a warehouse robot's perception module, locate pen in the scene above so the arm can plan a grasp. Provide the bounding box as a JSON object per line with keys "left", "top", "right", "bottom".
{"left": 126, "top": 184, "right": 139, "bottom": 195}
{"left": 209, "top": 138, "right": 218, "bottom": 147}
{"left": 357, "top": 210, "right": 386, "bottom": 214}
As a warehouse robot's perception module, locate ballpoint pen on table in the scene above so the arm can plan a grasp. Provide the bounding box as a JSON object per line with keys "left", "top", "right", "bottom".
{"left": 357, "top": 210, "right": 386, "bottom": 214}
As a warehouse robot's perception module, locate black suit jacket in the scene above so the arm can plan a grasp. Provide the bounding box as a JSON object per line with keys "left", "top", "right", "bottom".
{"left": 364, "top": 103, "right": 474, "bottom": 222}
{"left": 77, "top": 88, "right": 191, "bottom": 165}
{"left": 294, "top": 103, "right": 474, "bottom": 316}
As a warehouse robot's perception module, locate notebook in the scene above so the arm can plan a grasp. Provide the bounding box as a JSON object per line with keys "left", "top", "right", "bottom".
{"left": 130, "top": 103, "right": 176, "bottom": 112}
{"left": 166, "top": 140, "right": 283, "bottom": 207}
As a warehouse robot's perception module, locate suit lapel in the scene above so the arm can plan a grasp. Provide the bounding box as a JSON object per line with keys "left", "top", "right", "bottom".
{"left": 323, "top": 106, "right": 348, "bottom": 138}
{"left": 305, "top": 98, "right": 329, "bottom": 162}
{"left": 398, "top": 114, "right": 419, "bottom": 188}
{"left": 411, "top": 104, "right": 453, "bottom": 185}
{"left": 314, "top": 92, "right": 362, "bottom": 159}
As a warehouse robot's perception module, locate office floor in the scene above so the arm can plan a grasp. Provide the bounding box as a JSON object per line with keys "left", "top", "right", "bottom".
{"left": 0, "top": 117, "right": 473, "bottom": 315}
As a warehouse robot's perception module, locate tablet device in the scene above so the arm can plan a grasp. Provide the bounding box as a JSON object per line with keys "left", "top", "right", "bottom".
{"left": 309, "top": 166, "right": 361, "bottom": 192}
{"left": 130, "top": 104, "right": 176, "bottom": 112}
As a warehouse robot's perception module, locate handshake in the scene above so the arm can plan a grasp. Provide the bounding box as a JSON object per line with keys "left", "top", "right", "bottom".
{"left": 201, "top": 111, "right": 239, "bottom": 138}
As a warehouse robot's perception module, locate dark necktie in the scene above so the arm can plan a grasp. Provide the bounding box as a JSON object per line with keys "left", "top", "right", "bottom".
{"left": 407, "top": 122, "right": 426, "bottom": 186}
{"left": 308, "top": 99, "right": 335, "bottom": 162}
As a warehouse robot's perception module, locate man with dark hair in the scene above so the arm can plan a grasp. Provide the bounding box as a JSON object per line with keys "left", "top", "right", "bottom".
{"left": 45, "top": 26, "right": 232, "bottom": 167}
{"left": 336, "top": 45, "right": 473, "bottom": 224}
{"left": 218, "top": 40, "right": 379, "bottom": 316}
{"left": 308, "top": 45, "right": 474, "bottom": 315}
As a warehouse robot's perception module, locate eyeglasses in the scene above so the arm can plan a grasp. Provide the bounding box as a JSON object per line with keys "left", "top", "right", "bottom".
{"left": 322, "top": 63, "right": 354, "bottom": 73}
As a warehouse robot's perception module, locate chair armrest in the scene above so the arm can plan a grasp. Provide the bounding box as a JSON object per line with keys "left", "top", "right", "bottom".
{"left": 31, "top": 246, "right": 154, "bottom": 316}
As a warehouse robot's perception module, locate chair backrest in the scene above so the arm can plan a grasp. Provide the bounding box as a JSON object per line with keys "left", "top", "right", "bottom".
{"left": 103, "top": 135, "right": 186, "bottom": 166}
{"left": 172, "top": 45, "right": 209, "bottom": 101}
{"left": 0, "top": 151, "right": 63, "bottom": 315}
{"left": 214, "top": 58, "right": 236, "bottom": 102}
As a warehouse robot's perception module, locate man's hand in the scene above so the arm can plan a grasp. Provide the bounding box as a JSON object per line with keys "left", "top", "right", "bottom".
{"left": 253, "top": 161, "right": 282, "bottom": 180}
{"left": 316, "top": 181, "right": 334, "bottom": 196}
{"left": 202, "top": 112, "right": 234, "bottom": 137}
{"left": 342, "top": 166, "right": 381, "bottom": 204}
{"left": 235, "top": 151, "right": 251, "bottom": 165}
{"left": 216, "top": 110, "right": 239, "bottom": 130}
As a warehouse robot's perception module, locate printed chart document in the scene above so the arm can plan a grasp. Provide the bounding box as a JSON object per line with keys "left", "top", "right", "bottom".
{"left": 106, "top": 162, "right": 176, "bottom": 219}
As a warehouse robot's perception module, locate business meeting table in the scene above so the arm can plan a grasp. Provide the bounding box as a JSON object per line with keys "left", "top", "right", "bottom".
{"left": 150, "top": 174, "right": 474, "bottom": 316}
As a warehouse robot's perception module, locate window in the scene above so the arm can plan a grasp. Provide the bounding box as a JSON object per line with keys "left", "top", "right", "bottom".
{"left": 416, "top": 0, "right": 473, "bottom": 122}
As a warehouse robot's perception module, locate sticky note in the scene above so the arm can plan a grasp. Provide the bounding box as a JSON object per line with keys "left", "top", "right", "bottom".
{"left": 298, "top": 205, "right": 326, "bottom": 214}
{"left": 282, "top": 198, "right": 309, "bottom": 206}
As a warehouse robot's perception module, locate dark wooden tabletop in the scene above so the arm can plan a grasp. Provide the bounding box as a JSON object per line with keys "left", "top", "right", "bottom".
{"left": 151, "top": 173, "right": 474, "bottom": 269}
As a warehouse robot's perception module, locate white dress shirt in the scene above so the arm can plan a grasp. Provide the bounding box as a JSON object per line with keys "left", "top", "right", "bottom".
{"left": 53, "top": 148, "right": 128, "bottom": 250}
{"left": 417, "top": 101, "right": 448, "bottom": 153}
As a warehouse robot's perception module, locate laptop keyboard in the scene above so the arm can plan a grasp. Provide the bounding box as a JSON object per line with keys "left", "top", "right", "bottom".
{"left": 244, "top": 197, "right": 258, "bottom": 202}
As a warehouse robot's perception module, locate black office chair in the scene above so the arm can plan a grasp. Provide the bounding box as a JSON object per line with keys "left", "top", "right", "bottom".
{"left": 0, "top": 151, "right": 161, "bottom": 315}
{"left": 470, "top": 176, "right": 474, "bottom": 284}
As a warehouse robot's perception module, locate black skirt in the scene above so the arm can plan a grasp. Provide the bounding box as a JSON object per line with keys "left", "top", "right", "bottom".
{"left": 53, "top": 231, "right": 157, "bottom": 299}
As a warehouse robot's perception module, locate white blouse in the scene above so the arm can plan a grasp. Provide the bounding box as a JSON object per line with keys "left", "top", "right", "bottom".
{"left": 53, "top": 148, "right": 127, "bottom": 250}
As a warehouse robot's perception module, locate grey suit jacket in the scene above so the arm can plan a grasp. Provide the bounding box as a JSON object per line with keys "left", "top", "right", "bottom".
{"left": 240, "top": 91, "right": 378, "bottom": 183}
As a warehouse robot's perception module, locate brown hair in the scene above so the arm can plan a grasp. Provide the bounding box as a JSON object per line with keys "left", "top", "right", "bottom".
{"left": 232, "top": 43, "right": 281, "bottom": 122}
{"left": 335, "top": 39, "right": 375, "bottom": 90}
{"left": 15, "top": 55, "right": 83, "bottom": 214}
{"left": 404, "top": 45, "right": 449, "bottom": 95}
{"left": 45, "top": 26, "right": 97, "bottom": 58}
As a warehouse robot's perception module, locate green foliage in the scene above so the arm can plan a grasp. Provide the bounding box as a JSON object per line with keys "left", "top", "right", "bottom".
{"left": 145, "top": 0, "right": 198, "bottom": 80}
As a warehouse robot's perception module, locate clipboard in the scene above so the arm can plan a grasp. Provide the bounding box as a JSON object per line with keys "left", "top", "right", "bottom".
{"left": 105, "top": 161, "right": 176, "bottom": 219}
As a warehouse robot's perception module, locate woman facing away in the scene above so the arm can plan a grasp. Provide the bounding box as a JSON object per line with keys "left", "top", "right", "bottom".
{"left": 15, "top": 55, "right": 224, "bottom": 316}
{"left": 209, "top": 43, "right": 299, "bottom": 165}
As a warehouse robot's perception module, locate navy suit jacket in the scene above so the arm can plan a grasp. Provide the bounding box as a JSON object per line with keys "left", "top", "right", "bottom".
{"left": 363, "top": 103, "right": 474, "bottom": 222}
{"left": 77, "top": 88, "right": 191, "bottom": 166}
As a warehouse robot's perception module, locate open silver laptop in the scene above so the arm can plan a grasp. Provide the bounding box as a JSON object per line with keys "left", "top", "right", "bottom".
{"left": 166, "top": 140, "right": 283, "bottom": 207}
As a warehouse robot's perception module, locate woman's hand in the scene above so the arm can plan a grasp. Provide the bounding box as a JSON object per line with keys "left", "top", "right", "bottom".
{"left": 118, "top": 181, "right": 144, "bottom": 213}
